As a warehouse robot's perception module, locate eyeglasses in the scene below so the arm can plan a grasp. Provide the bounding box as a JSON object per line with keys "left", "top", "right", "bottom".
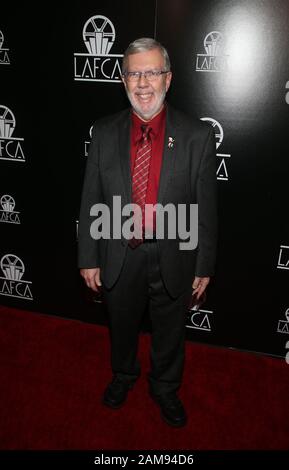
{"left": 122, "top": 70, "right": 169, "bottom": 82}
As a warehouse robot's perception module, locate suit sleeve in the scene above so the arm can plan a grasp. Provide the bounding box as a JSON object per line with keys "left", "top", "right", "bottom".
{"left": 78, "top": 124, "right": 103, "bottom": 268}
{"left": 195, "top": 126, "right": 218, "bottom": 277}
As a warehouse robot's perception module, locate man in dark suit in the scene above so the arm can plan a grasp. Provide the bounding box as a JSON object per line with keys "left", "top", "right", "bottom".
{"left": 78, "top": 38, "right": 217, "bottom": 427}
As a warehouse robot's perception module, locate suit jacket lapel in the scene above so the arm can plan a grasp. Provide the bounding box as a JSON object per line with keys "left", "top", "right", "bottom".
{"left": 118, "top": 110, "right": 132, "bottom": 205}
{"left": 157, "top": 104, "right": 179, "bottom": 205}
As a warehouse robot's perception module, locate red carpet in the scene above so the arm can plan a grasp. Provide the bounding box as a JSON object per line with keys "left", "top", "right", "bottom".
{"left": 0, "top": 305, "right": 289, "bottom": 450}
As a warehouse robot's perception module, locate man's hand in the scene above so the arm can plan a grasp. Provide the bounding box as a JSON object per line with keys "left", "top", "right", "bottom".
{"left": 80, "top": 268, "right": 102, "bottom": 292}
{"left": 192, "top": 276, "right": 210, "bottom": 300}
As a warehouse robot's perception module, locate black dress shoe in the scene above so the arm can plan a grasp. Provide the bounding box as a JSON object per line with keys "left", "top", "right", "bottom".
{"left": 150, "top": 392, "right": 187, "bottom": 427}
{"left": 102, "top": 375, "right": 134, "bottom": 409}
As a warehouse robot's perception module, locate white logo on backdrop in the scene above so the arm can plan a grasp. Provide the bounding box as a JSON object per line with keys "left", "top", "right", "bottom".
{"left": 84, "top": 125, "right": 93, "bottom": 157}
{"left": 201, "top": 117, "right": 231, "bottom": 181}
{"left": 186, "top": 306, "right": 214, "bottom": 332}
{"left": 0, "top": 254, "right": 33, "bottom": 300}
{"left": 0, "top": 194, "right": 20, "bottom": 224}
{"left": 285, "top": 341, "right": 289, "bottom": 365}
{"left": 0, "top": 30, "right": 10, "bottom": 65}
{"left": 74, "top": 15, "right": 123, "bottom": 83}
{"left": 277, "top": 245, "right": 289, "bottom": 270}
{"left": 285, "top": 81, "right": 289, "bottom": 105}
{"left": 0, "top": 105, "right": 25, "bottom": 162}
{"left": 196, "top": 31, "right": 228, "bottom": 72}
{"left": 277, "top": 308, "right": 289, "bottom": 335}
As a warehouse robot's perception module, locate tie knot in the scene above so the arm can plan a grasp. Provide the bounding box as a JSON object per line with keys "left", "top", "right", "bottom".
{"left": 140, "top": 124, "right": 151, "bottom": 141}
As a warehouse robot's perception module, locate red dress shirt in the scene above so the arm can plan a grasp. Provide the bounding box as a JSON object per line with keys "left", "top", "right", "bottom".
{"left": 130, "top": 105, "right": 166, "bottom": 233}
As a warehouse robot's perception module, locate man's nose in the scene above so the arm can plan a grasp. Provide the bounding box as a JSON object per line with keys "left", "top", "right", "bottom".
{"left": 137, "top": 73, "right": 149, "bottom": 87}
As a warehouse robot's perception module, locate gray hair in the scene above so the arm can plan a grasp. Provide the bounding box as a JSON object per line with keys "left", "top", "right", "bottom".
{"left": 122, "top": 37, "right": 171, "bottom": 73}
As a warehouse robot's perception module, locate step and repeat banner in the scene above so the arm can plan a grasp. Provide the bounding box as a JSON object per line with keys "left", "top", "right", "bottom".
{"left": 1, "top": 0, "right": 288, "bottom": 357}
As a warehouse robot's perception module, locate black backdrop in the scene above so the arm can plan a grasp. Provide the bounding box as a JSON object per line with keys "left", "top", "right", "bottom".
{"left": 1, "top": 0, "right": 289, "bottom": 358}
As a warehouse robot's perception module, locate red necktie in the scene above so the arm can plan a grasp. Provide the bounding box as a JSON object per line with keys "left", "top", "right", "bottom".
{"left": 129, "top": 125, "right": 152, "bottom": 248}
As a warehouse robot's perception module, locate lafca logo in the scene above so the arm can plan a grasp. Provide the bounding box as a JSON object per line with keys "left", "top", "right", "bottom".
{"left": 0, "top": 194, "right": 20, "bottom": 224}
{"left": 0, "top": 254, "right": 33, "bottom": 300}
{"left": 74, "top": 15, "right": 123, "bottom": 83}
{"left": 0, "top": 105, "right": 25, "bottom": 162}
{"left": 196, "top": 31, "right": 228, "bottom": 72}
{"left": 277, "top": 308, "right": 289, "bottom": 335}
{"left": 277, "top": 245, "right": 289, "bottom": 270}
{"left": 201, "top": 117, "right": 231, "bottom": 181}
{"left": 84, "top": 125, "right": 93, "bottom": 157}
{"left": 186, "top": 306, "right": 214, "bottom": 332}
{"left": 285, "top": 81, "right": 289, "bottom": 105}
{"left": 0, "top": 30, "right": 10, "bottom": 65}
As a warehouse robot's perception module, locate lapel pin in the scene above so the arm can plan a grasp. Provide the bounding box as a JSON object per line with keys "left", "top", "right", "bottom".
{"left": 168, "top": 136, "right": 175, "bottom": 148}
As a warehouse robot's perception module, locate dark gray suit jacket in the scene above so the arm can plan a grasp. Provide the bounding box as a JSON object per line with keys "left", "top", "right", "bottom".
{"left": 78, "top": 105, "right": 217, "bottom": 297}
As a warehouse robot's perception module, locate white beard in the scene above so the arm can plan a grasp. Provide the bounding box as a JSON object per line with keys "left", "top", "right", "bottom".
{"left": 126, "top": 89, "right": 166, "bottom": 121}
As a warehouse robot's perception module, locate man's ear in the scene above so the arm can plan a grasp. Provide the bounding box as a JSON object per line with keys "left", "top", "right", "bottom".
{"left": 165, "top": 72, "right": 172, "bottom": 92}
{"left": 121, "top": 75, "right": 127, "bottom": 88}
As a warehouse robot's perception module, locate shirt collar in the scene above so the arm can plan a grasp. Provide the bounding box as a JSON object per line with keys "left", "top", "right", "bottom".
{"left": 131, "top": 104, "right": 166, "bottom": 144}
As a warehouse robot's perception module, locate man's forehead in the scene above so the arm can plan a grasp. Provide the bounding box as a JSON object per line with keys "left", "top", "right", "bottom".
{"left": 126, "top": 49, "right": 164, "bottom": 67}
